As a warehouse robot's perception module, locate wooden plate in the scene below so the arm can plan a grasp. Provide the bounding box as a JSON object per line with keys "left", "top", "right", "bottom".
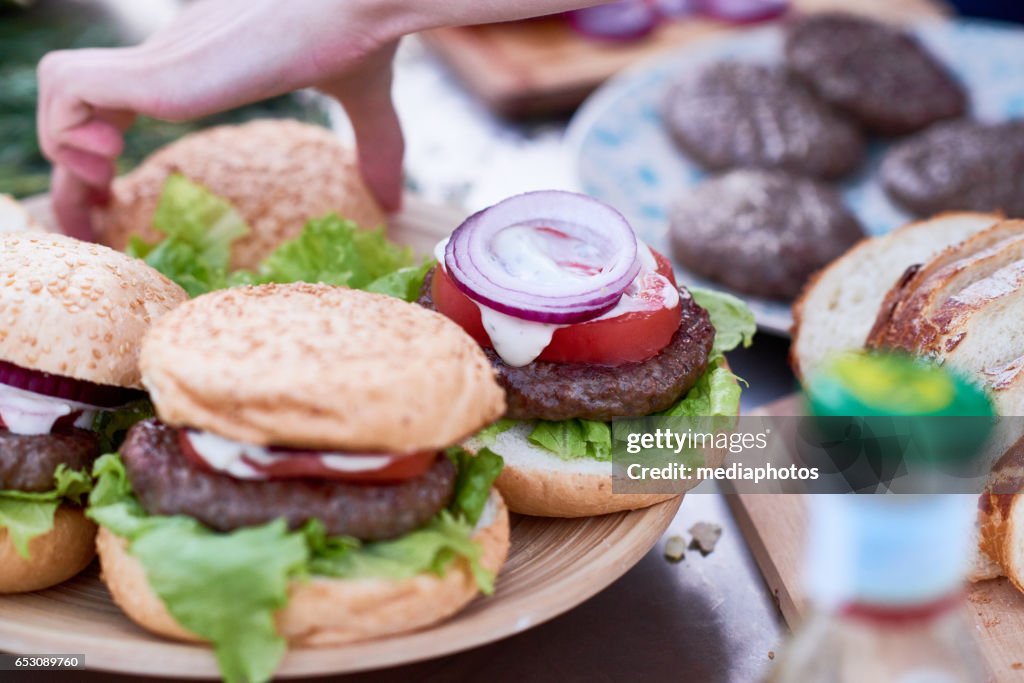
{"left": 0, "top": 500, "right": 681, "bottom": 678}
{"left": 1, "top": 194, "right": 683, "bottom": 678}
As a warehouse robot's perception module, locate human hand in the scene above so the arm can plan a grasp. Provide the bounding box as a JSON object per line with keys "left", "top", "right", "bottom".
{"left": 37, "top": 0, "right": 410, "bottom": 239}
{"left": 37, "top": 0, "right": 604, "bottom": 239}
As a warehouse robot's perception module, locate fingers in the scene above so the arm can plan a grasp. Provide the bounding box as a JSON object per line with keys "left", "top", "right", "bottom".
{"left": 37, "top": 50, "right": 131, "bottom": 163}
{"left": 37, "top": 51, "right": 127, "bottom": 236}
{"left": 61, "top": 119, "right": 125, "bottom": 158}
{"left": 346, "top": 84, "right": 405, "bottom": 212}
{"left": 324, "top": 44, "right": 405, "bottom": 213}
{"left": 51, "top": 166, "right": 101, "bottom": 242}
{"left": 52, "top": 147, "right": 116, "bottom": 188}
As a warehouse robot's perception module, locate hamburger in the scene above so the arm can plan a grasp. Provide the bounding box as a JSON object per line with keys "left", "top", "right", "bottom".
{"left": 93, "top": 119, "right": 386, "bottom": 270}
{"left": 0, "top": 232, "right": 187, "bottom": 593}
{"left": 88, "top": 283, "right": 510, "bottom": 683}
{"left": 418, "top": 191, "right": 753, "bottom": 516}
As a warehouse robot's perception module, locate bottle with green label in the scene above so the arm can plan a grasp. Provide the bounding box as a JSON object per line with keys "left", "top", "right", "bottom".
{"left": 765, "top": 353, "right": 994, "bottom": 683}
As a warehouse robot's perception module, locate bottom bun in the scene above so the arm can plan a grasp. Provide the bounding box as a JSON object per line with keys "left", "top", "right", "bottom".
{"left": 466, "top": 422, "right": 723, "bottom": 517}
{"left": 96, "top": 490, "right": 511, "bottom": 646}
{"left": 0, "top": 505, "right": 97, "bottom": 593}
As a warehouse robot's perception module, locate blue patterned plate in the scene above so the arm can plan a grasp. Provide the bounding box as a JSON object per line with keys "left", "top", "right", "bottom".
{"left": 566, "top": 19, "right": 1024, "bottom": 335}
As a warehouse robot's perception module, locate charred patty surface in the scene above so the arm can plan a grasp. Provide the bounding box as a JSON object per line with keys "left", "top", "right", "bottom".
{"left": 663, "top": 61, "right": 864, "bottom": 180}
{"left": 880, "top": 120, "right": 1024, "bottom": 218}
{"left": 120, "top": 420, "right": 456, "bottom": 540}
{"left": 670, "top": 169, "right": 864, "bottom": 299}
{"left": 419, "top": 268, "right": 715, "bottom": 421}
{"left": 784, "top": 13, "right": 966, "bottom": 136}
{"left": 0, "top": 429, "right": 99, "bottom": 492}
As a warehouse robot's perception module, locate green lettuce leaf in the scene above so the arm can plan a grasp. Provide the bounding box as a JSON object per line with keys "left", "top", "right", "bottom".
{"left": 528, "top": 419, "right": 612, "bottom": 462}
{"left": 486, "top": 288, "right": 754, "bottom": 462}
{"left": 363, "top": 262, "right": 433, "bottom": 302}
{"left": 88, "top": 448, "right": 503, "bottom": 683}
{"left": 134, "top": 519, "right": 306, "bottom": 683}
{"left": 129, "top": 177, "right": 428, "bottom": 302}
{"left": 92, "top": 400, "right": 155, "bottom": 453}
{"left": 690, "top": 286, "right": 756, "bottom": 355}
{"left": 0, "top": 465, "right": 92, "bottom": 557}
{"left": 307, "top": 511, "right": 493, "bottom": 593}
{"left": 247, "top": 215, "right": 418, "bottom": 296}
{"left": 474, "top": 418, "right": 517, "bottom": 446}
{"left": 659, "top": 355, "right": 743, "bottom": 419}
{"left": 0, "top": 499, "right": 59, "bottom": 559}
{"left": 449, "top": 446, "right": 504, "bottom": 525}
{"left": 128, "top": 174, "right": 250, "bottom": 297}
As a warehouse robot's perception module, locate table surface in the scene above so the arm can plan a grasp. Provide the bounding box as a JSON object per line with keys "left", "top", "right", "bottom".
{"left": 7, "top": 34, "right": 799, "bottom": 683}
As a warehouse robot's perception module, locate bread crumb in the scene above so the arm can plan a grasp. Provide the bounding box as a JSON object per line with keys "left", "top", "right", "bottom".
{"left": 967, "top": 592, "right": 992, "bottom": 605}
{"left": 664, "top": 535, "right": 686, "bottom": 563}
{"left": 689, "top": 522, "right": 723, "bottom": 556}
{"left": 768, "top": 651, "right": 775, "bottom": 661}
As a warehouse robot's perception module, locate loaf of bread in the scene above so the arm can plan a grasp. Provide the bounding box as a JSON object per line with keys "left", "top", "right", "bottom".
{"left": 790, "top": 212, "right": 1000, "bottom": 380}
{"left": 792, "top": 212, "right": 1024, "bottom": 584}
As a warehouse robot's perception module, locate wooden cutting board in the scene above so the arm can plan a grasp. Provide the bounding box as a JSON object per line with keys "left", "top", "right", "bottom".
{"left": 422, "top": 0, "right": 948, "bottom": 118}
{"left": 729, "top": 394, "right": 1024, "bottom": 682}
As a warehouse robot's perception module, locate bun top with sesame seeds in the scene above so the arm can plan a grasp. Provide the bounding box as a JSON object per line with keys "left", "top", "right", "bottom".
{"left": 0, "top": 233, "right": 188, "bottom": 388}
{"left": 93, "top": 119, "right": 386, "bottom": 270}
{"left": 139, "top": 283, "right": 505, "bottom": 452}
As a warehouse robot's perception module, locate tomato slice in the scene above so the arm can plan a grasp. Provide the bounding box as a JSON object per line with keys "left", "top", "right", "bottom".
{"left": 432, "top": 247, "right": 682, "bottom": 365}
{"left": 178, "top": 430, "right": 438, "bottom": 483}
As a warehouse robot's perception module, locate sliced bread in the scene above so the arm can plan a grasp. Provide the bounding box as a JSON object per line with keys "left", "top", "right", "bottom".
{"left": 791, "top": 212, "right": 1000, "bottom": 380}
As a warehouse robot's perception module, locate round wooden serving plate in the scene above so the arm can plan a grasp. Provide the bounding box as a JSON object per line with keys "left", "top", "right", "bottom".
{"left": 1, "top": 194, "right": 683, "bottom": 678}
{"left": 0, "top": 501, "right": 681, "bottom": 678}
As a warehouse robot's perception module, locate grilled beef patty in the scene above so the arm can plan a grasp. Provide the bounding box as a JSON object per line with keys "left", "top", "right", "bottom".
{"left": 880, "top": 120, "right": 1024, "bottom": 218}
{"left": 418, "top": 268, "right": 715, "bottom": 421}
{"left": 120, "top": 420, "right": 456, "bottom": 540}
{"left": 663, "top": 61, "right": 864, "bottom": 180}
{"left": 670, "top": 169, "right": 864, "bottom": 299}
{"left": 784, "top": 13, "right": 966, "bottom": 136}
{"left": 0, "top": 429, "right": 99, "bottom": 492}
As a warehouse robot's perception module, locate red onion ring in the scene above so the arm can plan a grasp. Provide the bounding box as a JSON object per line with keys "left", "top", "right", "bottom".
{"left": 444, "top": 191, "right": 641, "bottom": 324}
{"left": 0, "top": 359, "right": 144, "bottom": 408}
{"left": 565, "top": 1, "right": 660, "bottom": 41}
{"left": 696, "top": 0, "right": 788, "bottom": 23}
{"left": 653, "top": 0, "right": 697, "bottom": 18}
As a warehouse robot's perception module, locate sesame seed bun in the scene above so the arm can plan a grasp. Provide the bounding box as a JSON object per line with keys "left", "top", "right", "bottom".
{"left": 0, "top": 194, "right": 44, "bottom": 233}
{"left": 140, "top": 283, "right": 506, "bottom": 452}
{"left": 464, "top": 423, "right": 682, "bottom": 517}
{"left": 0, "top": 233, "right": 188, "bottom": 387}
{"left": 95, "top": 490, "right": 509, "bottom": 645}
{"left": 0, "top": 506, "right": 96, "bottom": 593}
{"left": 93, "top": 120, "right": 386, "bottom": 270}
{"left": 464, "top": 366, "right": 733, "bottom": 517}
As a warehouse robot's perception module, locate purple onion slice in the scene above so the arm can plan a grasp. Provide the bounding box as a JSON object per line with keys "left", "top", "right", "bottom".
{"left": 444, "top": 191, "right": 640, "bottom": 324}
{"left": 566, "top": 1, "right": 660, "bottom": 41}
{"left": 697, "top": 0, "right": 789, "bottom": 23}
{"left": 0, "top": 359, "right": 144, "bottom": 408}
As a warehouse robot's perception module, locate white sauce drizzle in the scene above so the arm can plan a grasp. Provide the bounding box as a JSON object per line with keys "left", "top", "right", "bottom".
{"left": 0, "top": 383, "right": 99, "bottom": 436}
{"left": 434, "top": 237, "right": 678, "bottom": 367}
{"left": 185, "top": 430, "right": 396, "bottom": 481}
{"left": 478, "top": 307, "right": 562, "bottom": 368}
